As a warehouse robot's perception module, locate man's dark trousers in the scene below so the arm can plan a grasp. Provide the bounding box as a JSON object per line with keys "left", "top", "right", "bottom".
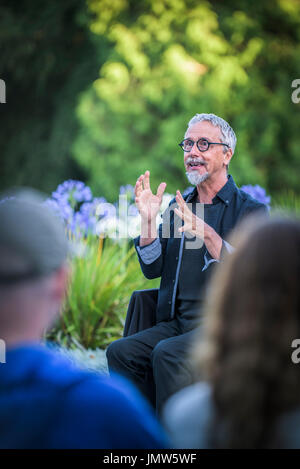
{"left": 106, "top": 302, "right": 201, "bottom": 414}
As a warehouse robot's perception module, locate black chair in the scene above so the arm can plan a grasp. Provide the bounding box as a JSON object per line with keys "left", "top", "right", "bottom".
{"left": 123, "top": 289, "right": 159, "bottom": 337}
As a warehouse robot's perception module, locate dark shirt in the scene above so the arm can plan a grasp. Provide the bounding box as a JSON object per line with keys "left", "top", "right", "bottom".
{"left": 178, "top": 196, "right": 224, "bottom": 302}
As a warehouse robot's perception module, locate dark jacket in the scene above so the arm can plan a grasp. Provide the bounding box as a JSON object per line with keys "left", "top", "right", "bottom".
{"left": 134, "top": 175, "right": 268, "bottom": 323}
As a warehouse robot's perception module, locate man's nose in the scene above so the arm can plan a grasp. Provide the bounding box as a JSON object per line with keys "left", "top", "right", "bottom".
{"left": 187, "top": 143, "right": 201, "bottom": 156}
{"left": 184, "top": 150, "right": 200, "bottom": 165}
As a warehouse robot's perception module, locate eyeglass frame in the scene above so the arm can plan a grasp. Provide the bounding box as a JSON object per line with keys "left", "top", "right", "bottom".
{"left": 178, "top": 137, "right": 229, "bottom": 153}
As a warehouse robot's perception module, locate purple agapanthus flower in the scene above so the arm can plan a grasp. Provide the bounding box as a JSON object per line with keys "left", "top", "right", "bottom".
{"left": 44, "top": 197, "right": 73, "bottom": 222}
{"left": 240, "top": 184, "right": 271, "bottom": 208}
{"left": 45, "top": 180, "right": 145, "bottom": 240}
{"left": 48, "top": 180, "right": 95, "bottom": 236}
{"left": 76, "top": 197, "right": 108, "bottom": 235}
{"left": 69, "top": 211, "right": 86, "bottom": 235}
{"left": 93, "top": 197, "right": 113, "bottom": 216}
{"left": 128, "top": 204, "right": 139, "bottom": 217}
{"left": 52, "top": 180, "right": 92, "bottom": 210}
{"left": 119, "top": 184, "right": 135, "bottom": 201}
{"left": 44, "top": 198, "right": 61, "bottom": 216}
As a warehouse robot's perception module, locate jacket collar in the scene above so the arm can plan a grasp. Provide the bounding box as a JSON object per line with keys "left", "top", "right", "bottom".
{"left": 185, "top": 175, "right": 237, "bottom": 206}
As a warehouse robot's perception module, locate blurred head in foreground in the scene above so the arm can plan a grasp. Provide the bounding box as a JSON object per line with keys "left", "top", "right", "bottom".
{"left": 194, "top": 215, "right": 300, "bottom": 448}
{"left": 0, "top": 188, "right": 69, "bottom": 346}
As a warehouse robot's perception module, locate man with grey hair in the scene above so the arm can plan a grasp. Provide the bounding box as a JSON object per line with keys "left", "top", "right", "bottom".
{"left": 185, "top": 113, "right": 237, "bottom": 185}
{"left": 107, "top": 113, "right": 268, "bottom": 414}
{"left": 0, "top": 189, "right": 168, "bottom": 448}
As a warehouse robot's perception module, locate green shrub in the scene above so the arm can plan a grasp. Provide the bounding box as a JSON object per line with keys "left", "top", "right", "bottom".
{"left": 47, "top": 236, "right": 159, "bottom": 349}
{"left": 272, "top": 191, "right": 300, "bottom": 215}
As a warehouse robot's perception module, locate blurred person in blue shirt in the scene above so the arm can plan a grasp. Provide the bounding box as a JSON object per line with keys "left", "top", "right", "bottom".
{"left": 0, "top": 189, "right": 168, "bottom": 449}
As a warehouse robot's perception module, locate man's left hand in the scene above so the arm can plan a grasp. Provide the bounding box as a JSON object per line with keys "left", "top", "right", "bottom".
{"left": 174, "top": 190, "right": 204, "bottom": 239}
{"left": 174, "top": 190, "right": 223, "bottom": 260}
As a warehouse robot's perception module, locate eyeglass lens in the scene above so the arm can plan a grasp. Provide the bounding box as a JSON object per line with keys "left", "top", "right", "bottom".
{"left": 182, "top": 139, "right": 209, "bottom": 151}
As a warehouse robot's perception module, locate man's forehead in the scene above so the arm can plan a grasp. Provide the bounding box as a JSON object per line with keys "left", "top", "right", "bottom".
{"left": 185, "top": 120, "right": 221, "bottom": 139}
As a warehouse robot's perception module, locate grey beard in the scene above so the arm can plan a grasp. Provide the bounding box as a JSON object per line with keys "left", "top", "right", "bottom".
{"left": 186, "top": 171, "right": 209, "bottom": 186}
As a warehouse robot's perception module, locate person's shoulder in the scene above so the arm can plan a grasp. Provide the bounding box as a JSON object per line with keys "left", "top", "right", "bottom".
{"left": 163, "top": 382, "right": 213, "bottom": 449}
{"left": 3, "top": 345, "right": 166, "bottom": 448}
{"left": 65, "top": 371, "right": 153, "bottom": 419}
{"left": 3, "top": 343, "right": 92, "bottom": 390}
{"left": 234, "top": 186, "right": 269, "bottom": 216}
{"left": 33, "top": 345, "right": 97, "bottom": 389}
{"left": 58, "top": 371, "right": 168, "bottom": 448}
{"left": 274, "top": 407, "right": 300, "bottom": 449}
{"left": 238, "top": 188, "right": 265, "bottom": 206}
{"left": 164, "top": 381, "right": 212, "bottom": 420}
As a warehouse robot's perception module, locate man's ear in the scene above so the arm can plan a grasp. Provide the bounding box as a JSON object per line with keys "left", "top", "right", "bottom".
{"left": 224, "top": 148, "right": 233, "bottom": 167}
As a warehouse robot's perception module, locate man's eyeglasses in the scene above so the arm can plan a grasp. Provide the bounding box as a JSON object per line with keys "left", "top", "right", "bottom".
{"left": 178, "top": 138, "right": 229, "bottom": 153}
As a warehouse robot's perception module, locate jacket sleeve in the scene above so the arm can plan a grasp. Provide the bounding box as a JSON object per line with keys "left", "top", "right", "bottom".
{"left": 133, "top": 199, "right": 176, "bottom": 280}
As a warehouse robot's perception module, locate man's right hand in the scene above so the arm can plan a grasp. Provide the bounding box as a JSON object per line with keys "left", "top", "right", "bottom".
{"left": 135, "top": 170, "right": 167, "bottom": 222}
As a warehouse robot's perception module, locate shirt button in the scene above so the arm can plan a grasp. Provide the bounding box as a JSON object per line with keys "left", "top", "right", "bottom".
{"left": 168, "top": 301, "right": 172, "bottom": 305}
{"left": 225, "top": 200, "right": 229, "bottom": 205}
{"left": 172, "top": 279, "right": 175, "bottom": 283}
{"left": 175, "top": 256, "right": 179, "bottom": 261}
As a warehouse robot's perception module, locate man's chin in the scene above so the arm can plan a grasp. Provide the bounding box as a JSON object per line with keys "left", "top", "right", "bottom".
{"left": 186, "top": 171, "right": 209, "bottom": 186}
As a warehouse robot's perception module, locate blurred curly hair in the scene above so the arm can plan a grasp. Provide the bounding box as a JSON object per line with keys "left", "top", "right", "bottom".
{"left": 193, "top": 215, "right": 300, "bottom": 448}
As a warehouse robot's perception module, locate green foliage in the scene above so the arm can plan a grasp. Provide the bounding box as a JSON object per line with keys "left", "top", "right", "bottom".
{"left": 272, "top": 190, "right": 300, "bottom": 215}
{"left": 1, "top": 1, "right": 300, "bottom": 204}
{"left": 72, "top": 0, "right": 300, "bottom": 202}
{"left": 0, "top": 0, "right": 101, "bottom": 193}
{"left": 48, "top": 236, "right": 159, "bottom": 349}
